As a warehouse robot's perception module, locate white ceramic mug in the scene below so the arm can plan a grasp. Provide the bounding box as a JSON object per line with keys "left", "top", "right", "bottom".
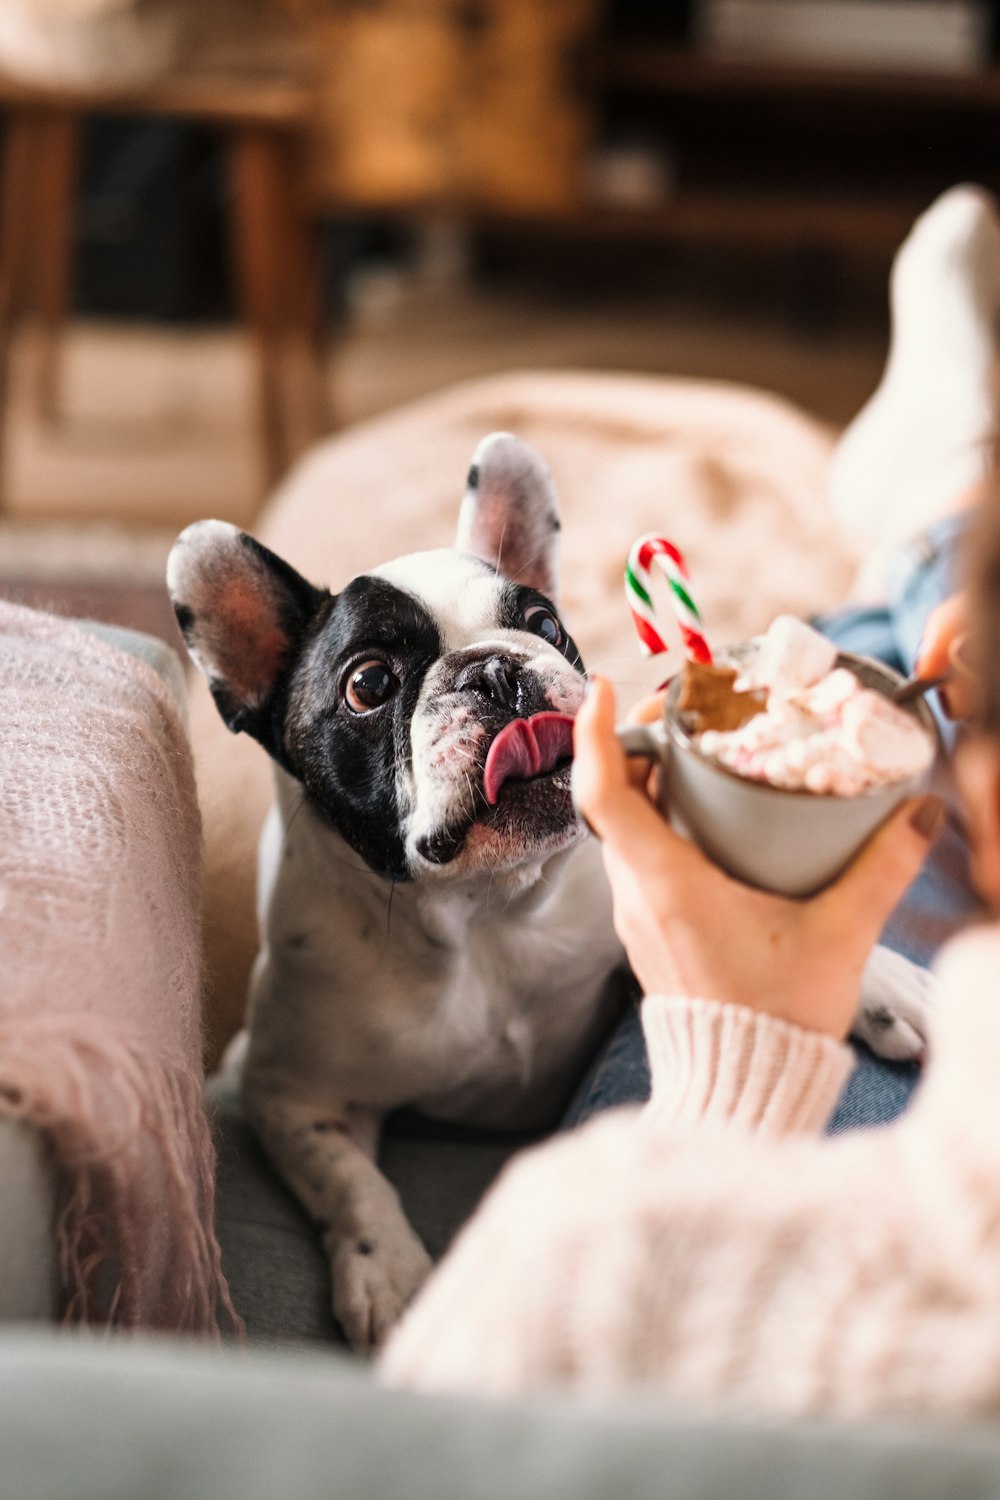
{"left": 615, "top": 650, "right": 938, "bottom": 898}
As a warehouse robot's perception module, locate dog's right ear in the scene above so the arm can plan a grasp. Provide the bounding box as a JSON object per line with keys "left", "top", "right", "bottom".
{"left": 455, "top": 432, "right": 562, "bottom": 600}
{"left": 167, "top": 520, "right": 327, "bottom": 742}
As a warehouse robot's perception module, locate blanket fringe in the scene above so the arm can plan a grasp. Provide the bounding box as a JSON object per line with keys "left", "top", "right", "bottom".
{"left": 0, "top": 1014, "right": 241, "bottom": 1335}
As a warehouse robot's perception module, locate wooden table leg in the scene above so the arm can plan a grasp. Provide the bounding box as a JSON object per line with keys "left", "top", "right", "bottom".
{"left": 29, "top": 111, "right": 82, "bottom": 426}
{"left": 0, "top": 111, "right": 42, "bottom": 512}
{"left": 227, "top": 124, "right": 328, "bottom": 500}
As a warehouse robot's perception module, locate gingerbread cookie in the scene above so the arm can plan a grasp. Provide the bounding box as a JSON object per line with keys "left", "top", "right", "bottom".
{"left": 677, "top": 660, "right": 767, "bottom": 734}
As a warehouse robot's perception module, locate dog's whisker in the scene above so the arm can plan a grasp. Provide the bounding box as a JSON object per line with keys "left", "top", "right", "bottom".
{"left": 283, "top": 791, "right": 384, "bottom": 881}
{"left": 492, "top": 521, "right": 509, "bottom": 579}
{"left": 284, "top": 789, "right": 307, "bottom": 834}
{"left": 509, "top": 534, "right": 552, "bottom": 587}
{"left": 585, "top": 655, "right": 674, "bottom": 678}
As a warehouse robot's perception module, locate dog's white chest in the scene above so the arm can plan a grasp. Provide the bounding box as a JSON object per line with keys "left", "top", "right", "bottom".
{"left": 245, "top": 794, "right": 621, "bottom": 1130}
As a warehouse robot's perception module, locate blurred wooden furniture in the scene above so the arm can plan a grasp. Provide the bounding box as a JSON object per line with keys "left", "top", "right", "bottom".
{"left": 0, "top": 18, "right": 327, "bottom": 511}
{"left": 289, "top": 1, "right": 1000, "bottom": 263}
{"left": 578, "top": 38, "right": 1000, "bottom": 251}
{"left": 290, "top": 0, "right": 598, "bottom": 215}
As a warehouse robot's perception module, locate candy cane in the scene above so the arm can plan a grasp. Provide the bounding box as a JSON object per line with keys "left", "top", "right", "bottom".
{"left": 625, "top": 533, "right": 713, "bottom": 664}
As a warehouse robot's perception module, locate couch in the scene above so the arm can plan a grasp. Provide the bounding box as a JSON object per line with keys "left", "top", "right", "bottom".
{"left": 12, "top": 371, "right": 999, "bottom": 1497}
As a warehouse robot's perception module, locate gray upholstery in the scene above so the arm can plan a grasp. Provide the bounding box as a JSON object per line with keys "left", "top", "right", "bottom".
{"left": 209, "top": 1080, "right": 528, "bottom": 1344}
{"left": 0, "top": 1123, "right": 55, "bottom": 1321}
{"left": 5, "top": 1331, "right": 1000, "bottom": 1500}
{"left": 209, "top": 964, "right": 634, "bottom": 1345}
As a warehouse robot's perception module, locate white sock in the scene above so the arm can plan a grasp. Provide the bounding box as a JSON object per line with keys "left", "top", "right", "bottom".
{"left": 828, "top": 184, "right": 1000, "bottom": 550}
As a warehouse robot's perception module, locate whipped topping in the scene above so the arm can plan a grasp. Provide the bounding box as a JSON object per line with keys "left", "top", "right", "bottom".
{"left": 695, "top": 617, "right": 934, "bottom": 796}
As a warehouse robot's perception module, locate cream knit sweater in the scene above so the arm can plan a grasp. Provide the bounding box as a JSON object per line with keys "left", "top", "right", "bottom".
{"left": 382, "top": 924, "right": 1000, "bottom": 1418}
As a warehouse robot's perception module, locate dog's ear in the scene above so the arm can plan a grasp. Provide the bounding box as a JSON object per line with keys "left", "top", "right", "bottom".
{"left": 167, "top": 520, "right": 327, "bottom": 740}
{"left": 455, "top": 433, "right": 561, "bottom": 600}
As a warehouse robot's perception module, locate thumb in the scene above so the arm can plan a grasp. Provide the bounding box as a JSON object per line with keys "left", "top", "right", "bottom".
{"left": 573, "top": 675, "right": 687, "bottom": 858}
{"left": 816, "top": 794, "right": 946, "bottom": 951}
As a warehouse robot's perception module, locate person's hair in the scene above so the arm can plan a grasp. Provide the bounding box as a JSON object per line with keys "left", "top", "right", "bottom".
{"left": 967, "top": 483, "right": 1000, "bottom": 734}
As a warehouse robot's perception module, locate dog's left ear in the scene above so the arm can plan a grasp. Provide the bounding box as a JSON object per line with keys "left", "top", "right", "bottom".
{"left": 167, "top": 520, "right": 327, "bottom": 743}
{"left": 455, "top": 432, "right": 561, "bottom": 600}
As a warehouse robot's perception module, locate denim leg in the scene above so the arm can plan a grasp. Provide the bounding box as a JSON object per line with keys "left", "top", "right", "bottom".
{"left": 884, "top": 513, "right": 969, "bottom": 687}
{"left": 565, "top": 514, "right": 982, "bottom": 1133}
{"left": 561, "top": 1001, "right": 649, "bottom": 1130}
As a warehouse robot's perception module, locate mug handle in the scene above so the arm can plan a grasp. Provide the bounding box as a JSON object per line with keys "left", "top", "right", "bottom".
{"left": 614, "top": 721, "right": 668, "bottom": 758}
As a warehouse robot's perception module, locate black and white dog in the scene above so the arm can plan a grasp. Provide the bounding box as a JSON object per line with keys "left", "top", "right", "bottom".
{"left": 168, "top": 432, "right": 934, "bottom": 1350}
{"left": 168, "top": 434, "right": 624, "bottom": 1348}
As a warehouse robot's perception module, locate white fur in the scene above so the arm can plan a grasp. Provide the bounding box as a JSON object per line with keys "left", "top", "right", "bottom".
{"left": 234, "top": 549, "right": 622, "bottom": 1350}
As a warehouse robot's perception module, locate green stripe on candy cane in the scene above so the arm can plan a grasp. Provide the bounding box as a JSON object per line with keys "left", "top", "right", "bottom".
{"left": 624, "top": 564, "right": 653, "bottom": 610}
{"left": 625, "top": 533, "right": 713, "bottom": 664}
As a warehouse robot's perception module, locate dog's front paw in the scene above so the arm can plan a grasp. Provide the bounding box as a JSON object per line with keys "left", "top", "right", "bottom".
{"left": 852, "top": 944, "right": 940, "bottom": 1063}
{"left": 326, "top": 1224, "right": 433, "bottom": 1352}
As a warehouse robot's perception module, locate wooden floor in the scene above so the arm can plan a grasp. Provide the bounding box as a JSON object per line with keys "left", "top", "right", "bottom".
{"left": 0, "top": 273, "right": 889, "bottom": 536}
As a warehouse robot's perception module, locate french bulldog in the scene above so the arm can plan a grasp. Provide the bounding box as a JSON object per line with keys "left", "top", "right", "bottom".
{"left": 168, "top": 431, "right": 935, "bottom": 1350}
{"left": 167, "top": 434, "right": 625, "bottom": 1349}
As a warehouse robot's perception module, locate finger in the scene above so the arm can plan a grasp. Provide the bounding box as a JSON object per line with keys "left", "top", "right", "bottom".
{"left": 816, "top": 794, "right": 947, "bottom": 953}
{"left": 573, "top": 676, "right": 640, "bottom": 825}
{"left": 577, "top": 676, "right": 658, "bottom": 800}
{"left": 940, "top": 633, "right": 978, "bottom": 721}
{"left": 574, "top": 677, "right": 688, "bottom": 859}
{"left": 624, "top": 753, "right": 657, "bottom": 794}
{"left": 939, "top": 671, "right": 977, "bottom": 722}
{"left": 625, "top": 691, "right": 668, "bottom": 726}
{"left": 916, "top": 594, "right": 967, "bottom": 679}
{"left": 618, "top": 692, "right": 670, "bottom": 791}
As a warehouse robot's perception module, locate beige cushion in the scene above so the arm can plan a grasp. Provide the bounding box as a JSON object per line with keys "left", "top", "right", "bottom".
{"left": 189, "top": 371, "right": 859, "bottom": 1062}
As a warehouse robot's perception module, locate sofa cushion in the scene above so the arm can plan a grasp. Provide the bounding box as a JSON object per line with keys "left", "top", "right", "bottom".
{"left": 5, "top": 1330, "right": 1000, "bottom": 1500}
{"left": 0, "top": 1123, "right": 56, "bottom": 1321}
{"left": 209, "top": 1075, "right": 534, "bottom": 1344}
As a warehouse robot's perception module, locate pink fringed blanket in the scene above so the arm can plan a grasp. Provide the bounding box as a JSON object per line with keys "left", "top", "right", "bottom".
{"left": 0, "top": 601, "right": 236, "bottom": 1331}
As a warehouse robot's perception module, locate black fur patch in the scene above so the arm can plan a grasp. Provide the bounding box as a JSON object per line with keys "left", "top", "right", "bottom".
{"left": 282, "top": 577, "right": 443, "bottom": 882}
{"left": 173, "top": 602, "right": 195, "bottom": 639}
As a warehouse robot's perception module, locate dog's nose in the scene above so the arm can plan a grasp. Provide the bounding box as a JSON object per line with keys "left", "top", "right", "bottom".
{"left": 455, "top": 654, "right": 521, "bottom": 710}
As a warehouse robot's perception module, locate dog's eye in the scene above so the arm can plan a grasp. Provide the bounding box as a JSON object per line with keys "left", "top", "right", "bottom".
{"left": 345, "top": 660, "right": 399, "bottom": 714}
{"left": 522, "top": 603, "right": 562, "bottom": 648}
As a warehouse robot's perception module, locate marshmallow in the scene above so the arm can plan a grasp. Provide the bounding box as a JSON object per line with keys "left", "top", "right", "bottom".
{"left": 740, "top": 616, "right": 838, "bottom": 695}
{"left": 697, "top": 632, "right": 934, "bottom": 797}
{"left": 840, "top": 691, "right": 934, "bottom": 781}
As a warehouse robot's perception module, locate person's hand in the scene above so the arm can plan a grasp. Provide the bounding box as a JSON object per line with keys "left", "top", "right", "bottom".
{"left": 573, "top": 676, "right": 945, "bottom": 1041}
{"left": 916, "top": 592, "right": 976, "bottom": 720}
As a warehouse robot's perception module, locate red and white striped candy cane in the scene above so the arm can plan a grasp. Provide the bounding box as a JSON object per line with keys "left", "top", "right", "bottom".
{"left": 624, "top": 534, "right": 713, "bottom": 664}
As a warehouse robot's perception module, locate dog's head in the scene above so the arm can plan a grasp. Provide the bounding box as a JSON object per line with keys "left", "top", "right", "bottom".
{"left": 168, "top": 433, "right": 588, "bottom": 883}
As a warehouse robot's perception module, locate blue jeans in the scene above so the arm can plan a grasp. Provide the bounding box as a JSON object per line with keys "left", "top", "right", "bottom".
{"left": 564, "top": 515, "right": 983, "bottom": 1135}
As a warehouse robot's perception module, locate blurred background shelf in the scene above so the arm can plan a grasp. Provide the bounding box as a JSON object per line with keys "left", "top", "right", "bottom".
{"left": 480, "top": 194, "right": 926, "bottom": 254}
{"left": 599, "top": 43, "right": 1000, "bottom": 104}
{"left": 585, "top": 25, "right": 1000, "bottom": 254}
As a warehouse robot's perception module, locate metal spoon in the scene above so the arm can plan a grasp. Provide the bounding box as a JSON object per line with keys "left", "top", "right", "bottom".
{"left": 891, "top": 671, "right": 952, "bottom": 706}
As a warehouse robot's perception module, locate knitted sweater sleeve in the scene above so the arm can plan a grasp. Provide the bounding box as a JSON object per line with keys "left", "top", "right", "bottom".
{"left": 641, "top": 994, "right": 853, "bottom": 1136}
{"left": 381, "top": 926, "right": 1000, "bottom": 1417}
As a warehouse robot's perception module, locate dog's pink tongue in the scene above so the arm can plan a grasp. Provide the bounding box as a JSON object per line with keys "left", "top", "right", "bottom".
{"left": 483, "top": 713, "right": 575, "bottom": 806}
